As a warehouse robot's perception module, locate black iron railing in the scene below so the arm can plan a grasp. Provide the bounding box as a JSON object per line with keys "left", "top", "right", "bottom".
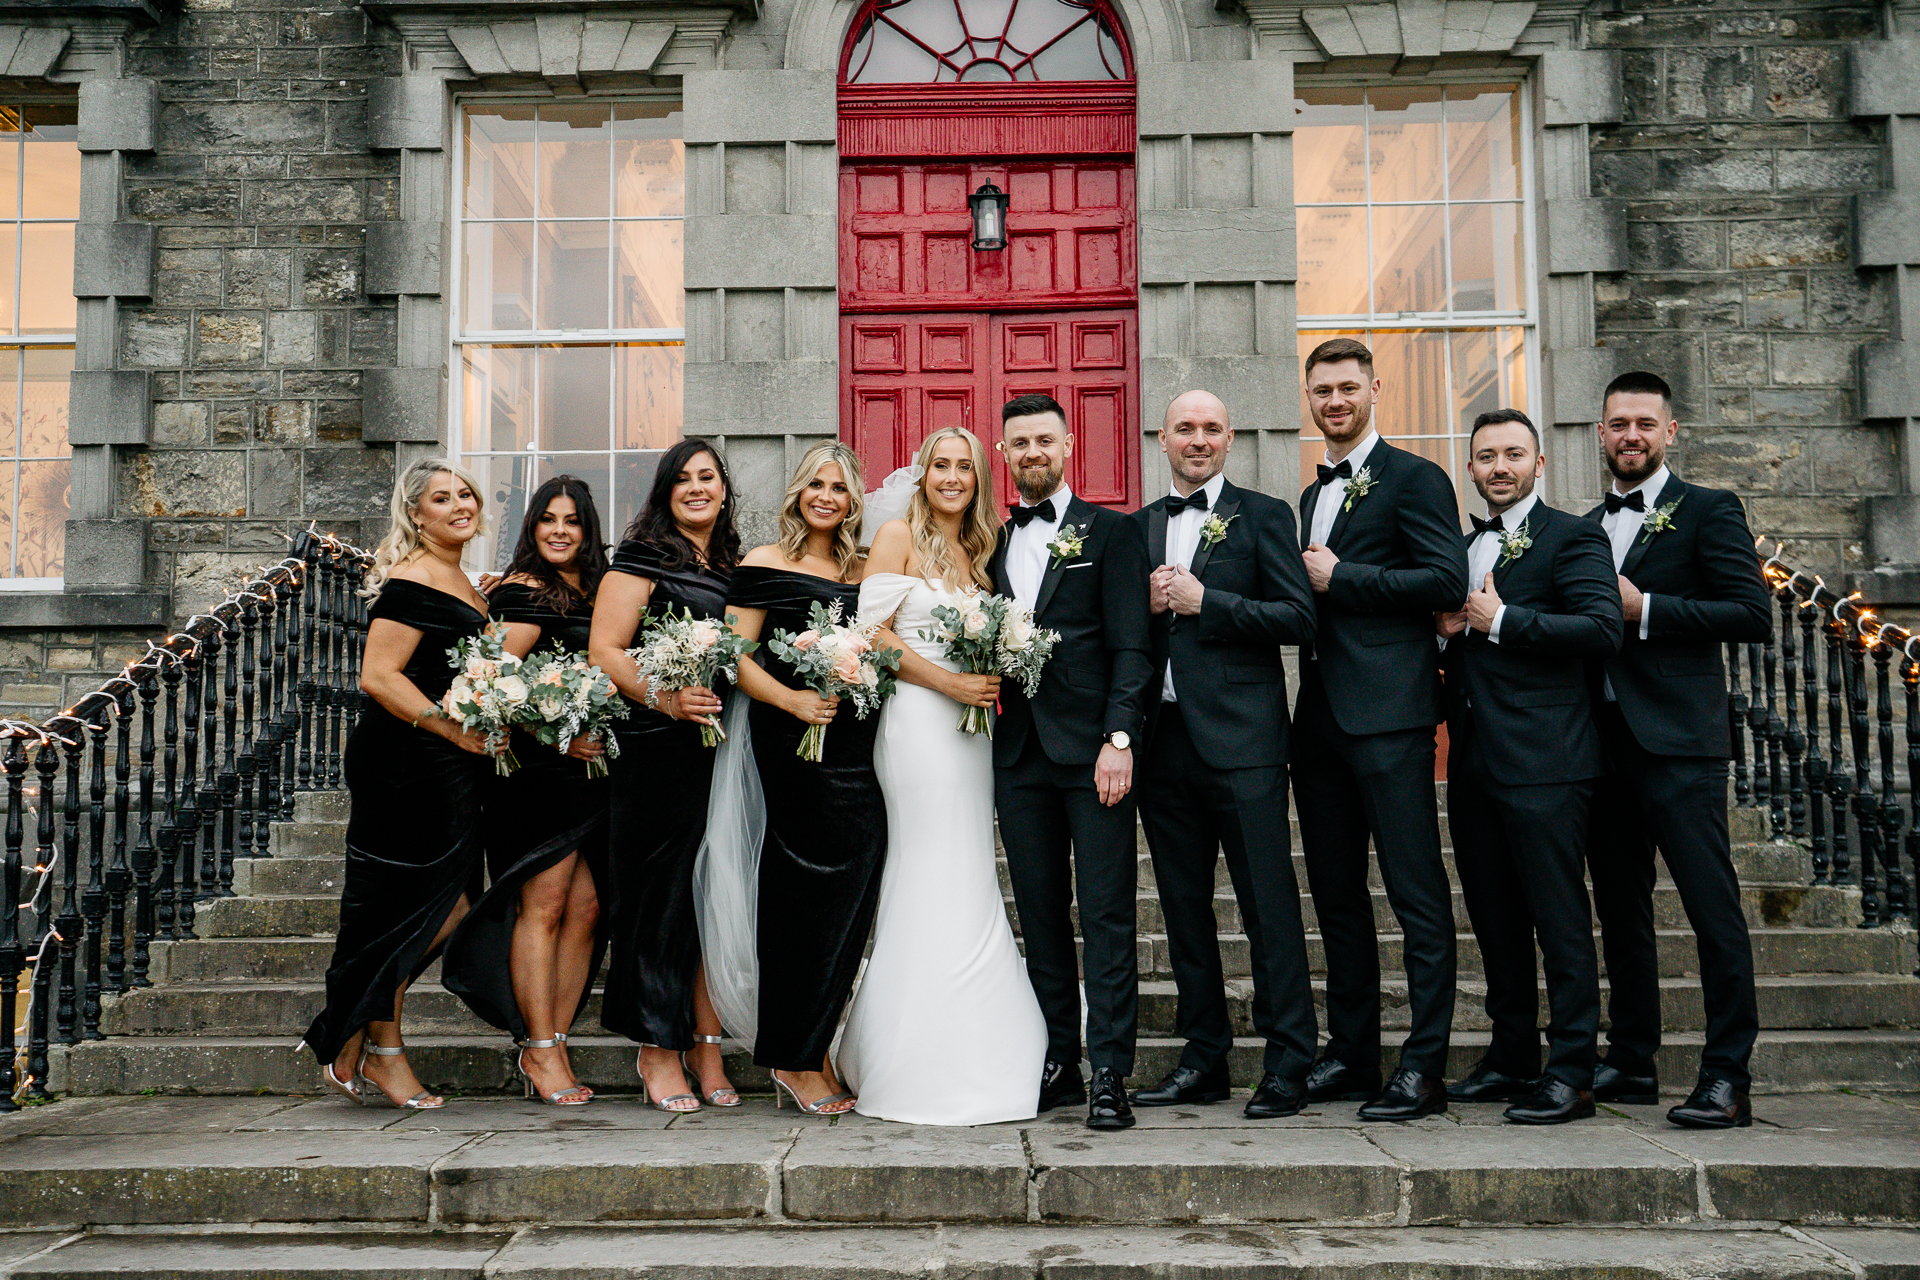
{"left": 1, "top": 529, "right": 371, "bottom": 1110}
{"left": 1744, "top": 544, "right": 1916, "bottom": 933}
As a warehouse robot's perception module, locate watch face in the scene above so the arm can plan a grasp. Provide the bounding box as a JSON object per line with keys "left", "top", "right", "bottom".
{"left": 1108, "top": 732, "right": 1130, "bottom": 751}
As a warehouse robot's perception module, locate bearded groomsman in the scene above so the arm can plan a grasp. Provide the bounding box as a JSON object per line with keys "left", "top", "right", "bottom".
{"left": 1292, "top": 338, "right": 1469, "bottom": 1121}
{"left": 1127, "top": 390, "right": 1319, "bottom": 1120}
{"left": 1436, "top": 409, "right": 1622, "bottom": 1124}
{"left": 1583, "top": 370, "right": 1771, "bottom": 1129}
{"left": 990, "top": 393, "right": 1154, "bottom": 1131}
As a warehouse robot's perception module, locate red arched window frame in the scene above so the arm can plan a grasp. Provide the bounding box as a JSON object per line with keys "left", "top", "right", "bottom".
{"left": 839, "top": 0, "right": 1134, "bottom": 84}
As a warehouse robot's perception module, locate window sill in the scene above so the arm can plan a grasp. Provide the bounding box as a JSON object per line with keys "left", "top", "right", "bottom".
{"left": 0, "top": 588, "right": 170, "bottom": 629}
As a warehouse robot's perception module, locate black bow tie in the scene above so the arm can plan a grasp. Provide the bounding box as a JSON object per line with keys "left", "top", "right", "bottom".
{"left": 1165, "top": 490, "right": 1210, "bottom": 516}
{"left": 1471, "top": 514, "right": 1504, "bottom": 535}
{"left": 1009, "top": 498, "right": 1056, "bottom": 528}
{"left": 1604, "top": 489, "right": 1647, "bottom": 515}
{"left": 1315, "top": 459, "right": 1353, "bottom": 486}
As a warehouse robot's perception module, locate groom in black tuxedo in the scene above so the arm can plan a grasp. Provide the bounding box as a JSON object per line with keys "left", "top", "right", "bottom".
{"left": 1291, "top": 337, "right": 1468, "bottom": 1121}
{"left": 1128, "top": 390, "right": 1319, "bottom": 1119}
{"left": 988, "top": 392, "right": 1154, "bottom": 1131}
{"left": 1582, "top": 370, "right": 1771, "bottom": 1129}
{"left": 1436, "top": 409, "right": 1622, "bottom": 1124}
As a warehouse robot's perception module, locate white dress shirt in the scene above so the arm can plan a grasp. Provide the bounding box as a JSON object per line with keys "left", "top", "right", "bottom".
{"left": 1464, "top": 490, "right": 1539, "bottom": 646}
{"left": 1158, "top": 471, "right": 1227, "bottom": 702}
{"left": 1308, "top": 429, "right": 1381, "bottom": 547}
{"left": 1007, "top": 484, "right": 1072, "bottom": 611}
{"left": 1600, "top": 464, "right": 1665, "bottom": 700}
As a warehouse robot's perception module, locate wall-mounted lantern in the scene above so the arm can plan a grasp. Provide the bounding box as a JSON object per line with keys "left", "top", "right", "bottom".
{"left": 969, "top": 182, "right": 1009, "bottom": 251}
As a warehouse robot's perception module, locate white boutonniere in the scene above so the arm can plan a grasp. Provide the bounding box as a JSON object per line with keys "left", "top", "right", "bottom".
{"left": 1047, "top": 523, "right": 1085, "bottom": 568}
{"left": 1342, "top": 465, "right": 1375, "bottom": 512}
{"left": 1496, "top": 525, "right": 1532, "bottom": 568}
{"left": 1199, "top": 512, "right": 1237, "bottom": 547}
{"left": 1639, "top": 496, "right": 1682, "bottom": 544}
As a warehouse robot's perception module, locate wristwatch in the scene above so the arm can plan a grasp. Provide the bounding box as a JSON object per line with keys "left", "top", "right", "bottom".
{"left": 1104, "top": 731, "right": 1131, "bottom": 751}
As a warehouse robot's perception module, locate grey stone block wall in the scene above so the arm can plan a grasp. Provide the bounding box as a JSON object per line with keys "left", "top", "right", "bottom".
{"left": 1590, "top": 2, "right": 1893, "bottom": 581}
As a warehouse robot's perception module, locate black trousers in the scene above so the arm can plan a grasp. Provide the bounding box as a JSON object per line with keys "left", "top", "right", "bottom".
{"left": 1291, "top": 667, "right": 1456, "bottom": 1077}
{"left": 1587, "top": 701, "right": 1757, "bottom": 1089}
{"left": 995, "top": 733, "right": 1139, "bottom": 1076}
{"left": 1139, "top": 704, "right": 1316, "bottom": 1083}
{"left": 1449, "top": 745, "right": 1601, "bottom": 1089}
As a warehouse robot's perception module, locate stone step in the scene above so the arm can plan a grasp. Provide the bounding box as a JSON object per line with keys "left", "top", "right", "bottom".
{"left": 4, "top": 1091, "right": 1917, "bottom": 1230}
{"left": 99, "top": 971, "right": 1920, "bottom": 1039}
{"left": 51, "top": 1028, "right": 1920, "bottom": 1098}
{"left": 5, "top": 1224, "right": 1917, "bottom": 1279}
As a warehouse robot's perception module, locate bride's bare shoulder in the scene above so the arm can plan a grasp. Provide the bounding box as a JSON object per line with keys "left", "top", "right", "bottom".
{"left": 864, "top": 521, "right": 913, "bottom": 574}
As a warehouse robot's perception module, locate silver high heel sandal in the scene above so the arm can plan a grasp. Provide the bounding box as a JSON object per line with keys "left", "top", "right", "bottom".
{"left": 683, "top": 1034, "right": 741, "bottom": 1107}
{"left": 553, "top": 1032, "right": 593, "bottom": 1099}
{"left": 320, "top": 1060, "right": 361, "bottom": 1103}
{"left": 518, "top": 1038, "right": 591, "bottom": 1106}
{"left": 772, "top": 1072, "right": 854, "bottom": 1115}
{"left": 636, "top": 1048, "right": 701, "bottom": 1114}
{"left": 353, "top": 1043, "right": 446, "bottom": 1110}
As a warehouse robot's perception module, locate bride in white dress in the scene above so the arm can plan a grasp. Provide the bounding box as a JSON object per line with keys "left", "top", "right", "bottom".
{"left": 835, "top": 427, "right": 1048, "bottom": 1125}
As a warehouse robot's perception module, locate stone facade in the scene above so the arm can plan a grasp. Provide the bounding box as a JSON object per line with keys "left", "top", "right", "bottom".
{"left": 0, "top": 0, "right": 1913, "bottom": 670}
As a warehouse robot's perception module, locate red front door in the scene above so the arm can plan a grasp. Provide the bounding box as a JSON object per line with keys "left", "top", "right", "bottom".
{"left": 839, "top": 159, "right": 1139, "bottom": 509}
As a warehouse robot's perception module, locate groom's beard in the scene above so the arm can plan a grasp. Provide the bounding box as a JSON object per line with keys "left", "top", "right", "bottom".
{"left": 1012, "top": 460, "right": 1064, "bottom": 504}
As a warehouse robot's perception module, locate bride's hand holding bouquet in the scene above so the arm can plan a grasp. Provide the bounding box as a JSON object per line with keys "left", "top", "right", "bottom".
{"left": 766, "top": 599, "right": 901, "bottom": 761}
{"left": 921, "top": 592, "right": 1060, "bottom": 736}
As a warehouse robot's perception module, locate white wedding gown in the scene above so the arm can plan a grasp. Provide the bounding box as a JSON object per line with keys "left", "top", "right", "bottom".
{"left": 836, "top": 572, "right": 1047, "bottom": 1125}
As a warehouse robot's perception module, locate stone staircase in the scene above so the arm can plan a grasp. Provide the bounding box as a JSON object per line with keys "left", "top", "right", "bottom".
{"left": 47, "top": 784, "right": 1920, "bottom": 1097}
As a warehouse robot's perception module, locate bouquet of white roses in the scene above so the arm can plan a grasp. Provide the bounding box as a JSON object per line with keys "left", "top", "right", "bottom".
{"left": 516, "top": 646, "right": 628, "bottom": 779}
{"left": 765, "top": 599, "right": 901, "bottom": 761}
{"left": 628, "top": 606, "right": 758, "bottom": 747}
{"left": 921, "top": 592, "right": 1060, "bottom": 736}
{"left": 443, "top": 622, "right": 527, "bottom": 776}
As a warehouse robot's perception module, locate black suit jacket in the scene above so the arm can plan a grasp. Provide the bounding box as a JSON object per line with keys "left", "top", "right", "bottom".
{"left": 989, "top": 495, "right": 1153, "bottom": 768}
{"left": 1297, "top": 438, "right": 1470, "bottom": 736}
{"left": 1582, "top": 474, "right": 1771, "bottom": 758}
{"left": 1132, "top": 480, "right": 1316, "bottom": 769}
{"left": 1441, "top": 502, "right": 1623, "bottom": 786}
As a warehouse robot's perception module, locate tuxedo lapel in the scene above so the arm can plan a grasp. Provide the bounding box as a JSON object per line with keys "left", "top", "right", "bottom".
{"left": 1298, "top": 483, "right": 1319, "bottom": 550}
{"left": 1491, "top": 505, "right": 1535, "bottom": 592}
{"left": 1190, "top": 487, "right": 1238, "bottom": 579}
{"left": 1032, "top": 496, "right": 1086, "bottom": 618}
{"left": 1324, "top": 442, "right": 1383, "bottom": 551}
{"left": 987, "top": 524, "right": 1012, "bottom": 594}
{"left": 1619, "top": 476, "right": 1685, "bottom": 579}
{"left": 1145, "top": 499, "right": 1170, "bottom": 570}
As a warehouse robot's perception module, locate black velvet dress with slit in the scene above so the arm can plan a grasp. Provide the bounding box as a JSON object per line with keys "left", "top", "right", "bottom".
{"left": 727, "top": 565, "right": 888, "bottom": 1072}
{"left": 598, "top": 538, "right": 730, "bottom": 1051}
{"left": 304, "top": 577, "right": 490, "bottom": 1065}
{"left": 441, "top": 580, "right": 610, "bottom": 1042}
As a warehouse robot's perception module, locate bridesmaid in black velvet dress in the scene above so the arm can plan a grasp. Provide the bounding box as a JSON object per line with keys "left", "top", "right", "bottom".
{"left": 441, "top": 475, "right": 612, "bottom": 1107}
{"left": 304, "top": 458, "right": 498, "bottom": 1111}
{"left": 589, "top": 438, "right": 743, "bottom": 1112}
{"left": 726, "top": 443, "right": 888, "bottom": 1115}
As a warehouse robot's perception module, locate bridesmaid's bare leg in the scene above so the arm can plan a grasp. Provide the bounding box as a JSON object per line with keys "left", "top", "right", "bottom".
{"left": 685, "top": 966, "right": 738, "bottom": 1102}
{"left": 514, "top": 853, "right": 586, "bottom": 1099}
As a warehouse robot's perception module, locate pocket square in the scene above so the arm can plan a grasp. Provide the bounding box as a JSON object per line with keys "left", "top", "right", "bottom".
{"left": 1063, "top": 561, "right": 1093, "bottom": 570}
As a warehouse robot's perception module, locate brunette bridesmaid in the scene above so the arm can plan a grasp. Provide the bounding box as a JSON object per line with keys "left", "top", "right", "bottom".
{"left": 442, "top": 476, "right": 612, "bottom": 1106}
{"left": 726, "top": 443, "right": 888, "bottom": 1115}
{"left": 589, "top": 438, "right": 742, "bottom": 1112}
{"left": 304, "top": 459, "right": 496, "bottom": 1110}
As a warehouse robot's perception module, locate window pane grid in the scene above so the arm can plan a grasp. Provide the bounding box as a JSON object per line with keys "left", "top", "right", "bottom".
{"left": 454, "top": 100, "right": 684, "bottom": 571}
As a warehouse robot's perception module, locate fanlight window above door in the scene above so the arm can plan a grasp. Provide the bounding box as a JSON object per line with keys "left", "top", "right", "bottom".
{"left": 843, "top": 0, "right": 1130, "bottom": 83}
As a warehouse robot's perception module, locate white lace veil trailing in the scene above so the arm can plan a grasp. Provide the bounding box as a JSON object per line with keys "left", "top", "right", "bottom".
{"left": 859, "top": 464, "right": 923, "bottom": 545}
{"left": 692, "top": 675, "right": 764, "bottom": 1050}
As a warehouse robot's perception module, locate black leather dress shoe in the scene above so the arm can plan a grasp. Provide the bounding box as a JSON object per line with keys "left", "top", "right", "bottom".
{"left": 1038, "top": 1059, "right": 1086, "bottom": 1112}
{"left": 1304, "top": 1057, "right": 1383, "bottom": 1103}
{"left": 1243, "top": 1072, "right": 1306, "bottom": 1119}
{"left": 1086, "top": 1067, "right": 1135, "bottom": 1130}
{"left": 1131, "top": 1064, "right": 1230, "bottom": 1107}
{"left": 1593, "top": 1060, "right": 1659, "bottom": 1105}
{"left": 1446, "top": 1061, "right": 1538, "bottom": 1103}
{"left": 1504, "top": 1077, "right": 1596, "bottom": 1125}
{"left": 1666, "top": 1077, "right": 1752, "bottom": 1129}
{"left": 1356, "top": 1068, "right": 1448, "bottom": 1121}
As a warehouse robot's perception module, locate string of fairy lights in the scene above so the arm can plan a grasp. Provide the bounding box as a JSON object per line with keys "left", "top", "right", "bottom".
{"left": 1759, "top": 540, "right": 1920, "bottom": 666}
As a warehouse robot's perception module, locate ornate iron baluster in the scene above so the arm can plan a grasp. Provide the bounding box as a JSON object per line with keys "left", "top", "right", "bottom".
{"left": 1778, "top": 585, "right": 1805, "bottom": 840}
{"left": 177, "top": 639, "right": 202, "bottom": 938}
{"left": 273, "top": 572, "right": 294, "bottom": 821}
{"left": 297, "top": 545, "right": 318, "bottom": 793}
{"left": 1871, "top": 627, "right": 1907, "bottom": 922}
{"left": 44, "top": 738, "right": 77, "bottom": 1045}
{"left": 1846, "top": 617, "right": 1880, "bottom": 925}
{"left": 1762, "top": 615, "right": 1785, "bottom": 840}
{"left": 130, "top": 672, "right": 159, "bottom": 989}
{"left": 218, "top": 607, "right": 241, "bottom": 898}
{"left": 314, "top": 552, "right": 336, "bottom": 787}
{"left": 1825, "top": 606, "right": 1851, "bottom": 885}
{"left": 197, "top": 625, "right": 223, "bottom": 904}
{"left": 1747, "top": 642, "right": 1769, "bottom": 813}
{"left": 327, "top": 553, "right": 347, "bottom": 788}
{"left": 1801, "top": 594, "right": 1827, "bottom": 883}
{"left": 156, "top": 653, "right": 182, "bottom": 943}
{"left": 59, "top": 727, "right": 93, "bottom": 1040}
{"left": 236, "top": 593, "right": 259, "bottom": 867}
{"left": 74, "top": 704, "right": 107, "bottom": 1038}
{"left": 1903, "top": 648, "right": 1919, "bottom": 928}
{"left": 1727, "top": 641, "right": 1750, "bottom": 806}
{"left": 107, "top": 685, "right": 133, "bottom": 992}
{"left": 88, "top": 709, "right": 114, "bottom": 994}
{"left": 25, "top": 738, "right": 59, "bottom": 1095}
{"left": 0, "top": 736, "right": 26, "bottom": 1113}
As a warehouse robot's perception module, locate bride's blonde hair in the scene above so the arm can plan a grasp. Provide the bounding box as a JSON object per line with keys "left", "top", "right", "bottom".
{"left": 907, "top": 427, "right": 997, "bottom": 592}
{"left": 363, "top": 457, "right": 486, "bottom": 599}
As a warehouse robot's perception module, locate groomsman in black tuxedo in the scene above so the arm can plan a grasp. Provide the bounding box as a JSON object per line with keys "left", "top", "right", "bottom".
{"left": 1582, "top": 370, "right": 1771, "bottom": 1129}
{"left": 1436, "top": 409, "right": 1622, "bottom": 1124}
{"left": 1292, "top": 337, "right": 1469, "bottom": 1121}
{"left": 989, "top": 392, "right": 1154, "bottom": 1131}
{"left": 1127, "top": 390, "right": 1319, "bottom": 1119}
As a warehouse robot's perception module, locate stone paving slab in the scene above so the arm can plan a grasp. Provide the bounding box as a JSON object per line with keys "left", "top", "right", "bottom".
{"left": 0, "top": 1235, "right": 71, "bottom": 1275}
{"left": 1651, "top": 1129, "right": 1920, "bottom": 1222}
{"left": 1801, "top": 1228, "right": 1920, "bottom": 1279}
{"left": 783, "top": 1125, "right": 1030, "bottom": 1222}
{"left": 4, "top": 1230, "right": 512, "bottom": 1279}
{"left": 1364, "top": 1125, "right": 1696, "bottom": 1224}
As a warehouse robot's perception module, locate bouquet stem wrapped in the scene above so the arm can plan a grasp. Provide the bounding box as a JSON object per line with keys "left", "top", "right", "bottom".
{"left": 629, "top": 607, "right": 759, "bottom": 748}
{"left": 921, "top": 592, "right": 1061, "bottom": 736}
{"left": 766, "top": 599, "right": 901, "bottom": 762}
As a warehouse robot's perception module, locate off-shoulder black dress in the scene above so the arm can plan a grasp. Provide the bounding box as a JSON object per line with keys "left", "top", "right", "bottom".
{"left": 728, "top": 565, "right": 888, "bottom": 1072}
{"left": 599, "top": 539, "right": 731, "bottom": 1051}
{"left": 441, "top": 581, "right": 609, "bottom": 1041}
{"left": 304, "top": 578, "right": 490, "bottom": 1065}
